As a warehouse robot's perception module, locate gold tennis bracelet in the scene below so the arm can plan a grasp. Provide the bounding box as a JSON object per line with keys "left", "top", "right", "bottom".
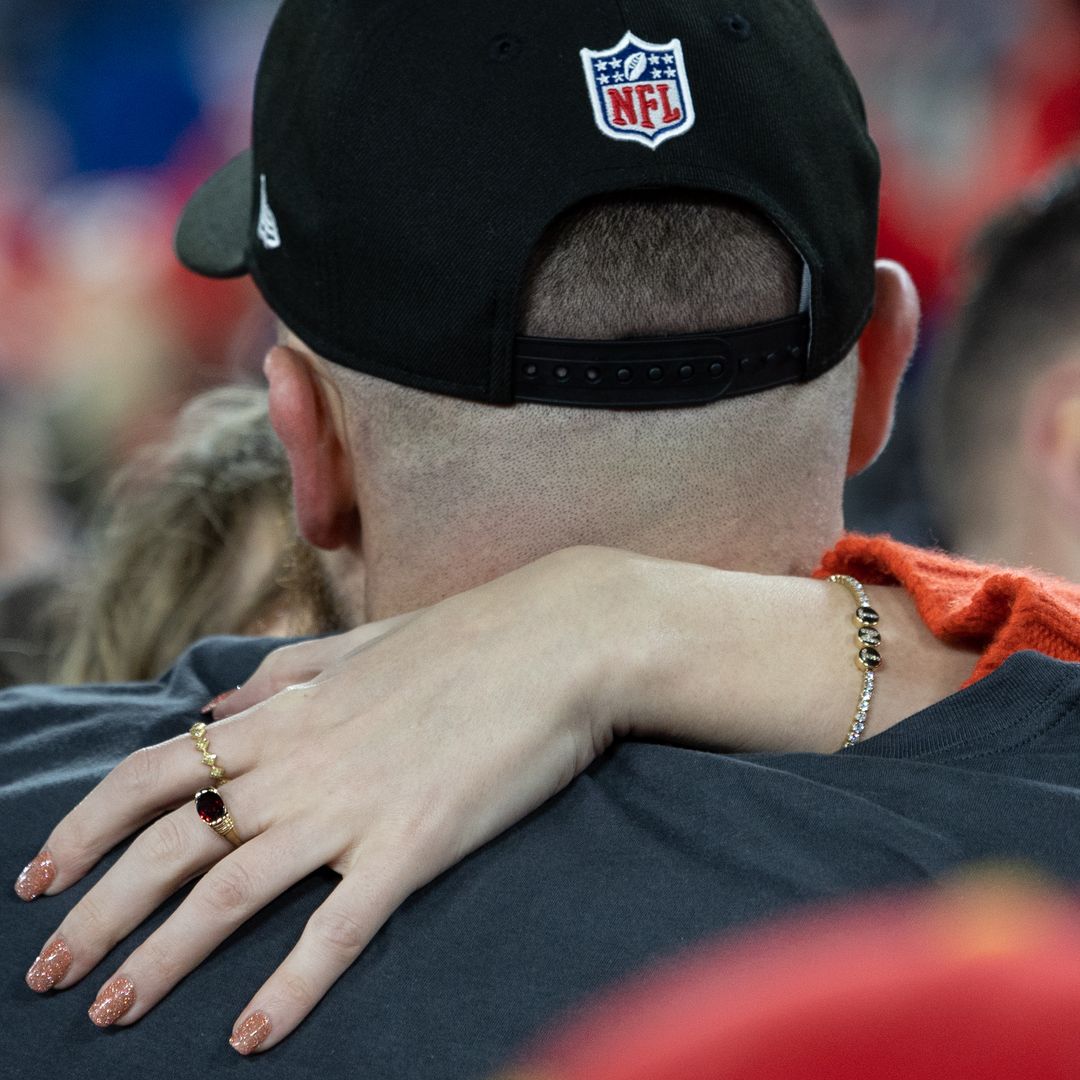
{"left": 829, "top": 575, "right": 883, "bottom": 750}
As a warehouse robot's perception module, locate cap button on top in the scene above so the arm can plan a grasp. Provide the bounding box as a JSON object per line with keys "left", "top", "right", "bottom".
{"left": 721, "top": 14, "right": 753, "bottom": 40}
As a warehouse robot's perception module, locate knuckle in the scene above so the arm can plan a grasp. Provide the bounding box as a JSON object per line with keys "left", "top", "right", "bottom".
{"left": 263, "top": 644, "right": 291, "bottom": 670}
{"left": 118, "top": 747, "right": 163, "bottom": 798}
{"left": 253, "top": 655, "right": 281, "bottom": 687}
{"left": 137, "top": 815, "right": 189, "bottom": 866}
{"left": 70, "top": 893, "right": 114, "bottom": 951}
{"left": 199, "top": 862, "right": 257, "bottom": 920}
{"left": 277, "top": 972, "right": 314, "bottom": 1010}
{"left": 52, "top": 816, "right": 96, "bottom": 874}
{"left": 306, "top": 906, "right": 369, "bottom": 959}
{"left": 264, "top": 647, "right": 302, "bottom": 683}
{"left": 288, "top": 740, "right": 324, "bottom": 780}
{"left": 137, "top": 936, "right": 182, "bottom": 983}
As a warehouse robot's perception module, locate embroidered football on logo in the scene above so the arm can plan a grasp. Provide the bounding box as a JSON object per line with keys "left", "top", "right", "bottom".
{"left": 624, "top": 51, "right": 648, "bottom": 82}
{"left": 580, "top": 32, "right": 696, "bottom": 150}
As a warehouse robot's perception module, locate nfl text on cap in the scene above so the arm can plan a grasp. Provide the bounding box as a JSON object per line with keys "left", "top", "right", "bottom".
{"left": 176, "top": 0, "right": 879, "bottom": 408}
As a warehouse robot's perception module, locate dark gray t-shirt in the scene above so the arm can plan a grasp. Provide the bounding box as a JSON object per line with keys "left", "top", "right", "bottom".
{"left": 2, "top": 640, "right": 1078, "bottom": 1079}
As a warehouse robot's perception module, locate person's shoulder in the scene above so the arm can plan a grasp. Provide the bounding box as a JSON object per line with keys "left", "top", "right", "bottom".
{"left": 845, "top": 649, "right": 1080, "bottom": 766}
{"left": 992, "top": 649, "right": 1080, "bottom": 685}
{"left": 158, "top": 634, "right": 307, "bottom": 702}
{"left": 0, "top": 635, "right": 308, "bottom": 791}
{"left": 0, "top": 635, "right": 300, "bottom": 732}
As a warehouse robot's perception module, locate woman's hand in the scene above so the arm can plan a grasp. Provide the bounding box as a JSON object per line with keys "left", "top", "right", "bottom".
{"left": 17, "top": 546, "right": 972, "bottom": 1053}
{"left": 17, "top": 547, "right": 642, "bottom": 1053}
{"left": 212, "top": 608, "right": 422, "bottom": 721}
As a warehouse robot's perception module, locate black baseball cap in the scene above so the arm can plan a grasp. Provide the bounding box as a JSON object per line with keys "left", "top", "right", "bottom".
{"left": 176, "top": 0, "right": 880, "bottom": 408}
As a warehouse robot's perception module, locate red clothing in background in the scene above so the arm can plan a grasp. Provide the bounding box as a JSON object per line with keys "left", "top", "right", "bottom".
{"left": 512, "top": 540, "right": 1080, "bottom": 1080}
{"left": 818, "top": 535, "right": 1080, "bottom": 686}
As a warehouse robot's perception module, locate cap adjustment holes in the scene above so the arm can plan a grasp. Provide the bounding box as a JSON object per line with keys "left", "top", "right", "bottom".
{"left": 511, "top": 322, "right": 800, "bottom": 403}
{"left": 721, "top": 14, "right": 752, "bottom": 41}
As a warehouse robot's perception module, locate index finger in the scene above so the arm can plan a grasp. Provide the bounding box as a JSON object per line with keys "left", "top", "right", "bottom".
{"left": 14, "top": 721, "right": 256, "bottom": 900}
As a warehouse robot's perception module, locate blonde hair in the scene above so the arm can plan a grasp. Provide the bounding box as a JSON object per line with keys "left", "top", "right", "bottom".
{"left": 57, "top": 386, "right": 347, "bottom": 684}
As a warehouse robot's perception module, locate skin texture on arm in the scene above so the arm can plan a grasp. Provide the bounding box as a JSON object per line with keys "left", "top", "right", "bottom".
{"left": 606, "top": 552, "right": 978, "bottom": 754}
{"left": 221, "top": 548, "right": 977, "bottom": 756}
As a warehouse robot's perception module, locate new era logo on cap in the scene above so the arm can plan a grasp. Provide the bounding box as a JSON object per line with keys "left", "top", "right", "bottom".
{"left": 258, "top": 174, "right": 282, "bottom": 250}
{"left": 176, "top": 0, "right": 880, "bottom": 406}
{"left": 580, "top": 32, "right": 695, "bottom": 149}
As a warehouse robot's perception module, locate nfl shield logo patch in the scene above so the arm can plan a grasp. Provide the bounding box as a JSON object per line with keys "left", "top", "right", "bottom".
{"left": 580, "top": 31, "right": 696, "bottom": 149}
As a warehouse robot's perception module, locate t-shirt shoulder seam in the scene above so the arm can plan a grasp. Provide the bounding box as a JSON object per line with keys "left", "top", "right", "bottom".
{"left": 906, "top": 670, "right": 1079, "bottom": 764}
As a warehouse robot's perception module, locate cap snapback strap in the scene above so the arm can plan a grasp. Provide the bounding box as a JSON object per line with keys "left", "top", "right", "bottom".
{"left": 513, "top": 313, "right": 811, "bottom": 407}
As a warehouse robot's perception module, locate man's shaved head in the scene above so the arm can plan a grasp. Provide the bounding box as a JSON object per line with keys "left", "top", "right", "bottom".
{"left": 306, "top": 191, "right": 859, "bottom": 617}
{"left": 519, "top": 190, "right": 801, "bottom": 338}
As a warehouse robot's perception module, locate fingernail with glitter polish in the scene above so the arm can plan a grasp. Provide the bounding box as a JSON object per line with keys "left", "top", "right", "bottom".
{"left": 15, "top": 851, "right": 56, "bottom": 902}
{"left": 201, "top": 690, "right": 237, "bottom": 716}
{"left": 88, "top": 977, "right": 135, "bottom": 1027}
{"left": 26, "top": 938, "right": 73, "bottom": 993}
{"left": 230, "top": 1012, "right": 272, "bottom": 1055}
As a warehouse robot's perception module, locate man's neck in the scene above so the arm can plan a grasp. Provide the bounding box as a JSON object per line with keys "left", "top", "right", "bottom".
{"left": 358, "top": 511, "right": 847, "bottom": 622}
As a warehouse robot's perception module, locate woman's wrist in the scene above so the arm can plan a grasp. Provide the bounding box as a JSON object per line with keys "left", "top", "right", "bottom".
{"left": 614, "top": 559, "right": 850, "bottom": 753}
{"left": 593, "top": 553, "right": 978, "bottom": 755}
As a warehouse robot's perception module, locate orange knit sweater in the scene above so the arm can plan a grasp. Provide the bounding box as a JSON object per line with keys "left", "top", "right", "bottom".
{"left": 817, "top": 535, "right": 1080, "bottom": 687}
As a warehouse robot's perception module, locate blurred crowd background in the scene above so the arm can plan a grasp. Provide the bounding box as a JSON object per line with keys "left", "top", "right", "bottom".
{"left": 0, "top": 0, "right": 1079, "bottom": 621}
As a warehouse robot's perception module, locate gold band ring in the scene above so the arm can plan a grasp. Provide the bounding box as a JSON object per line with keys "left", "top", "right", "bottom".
{"left": 194, "top": 788, "right": 244, "bottom": 848}
{"left": 189, "top": 722, "right": 229, "bottom": 785}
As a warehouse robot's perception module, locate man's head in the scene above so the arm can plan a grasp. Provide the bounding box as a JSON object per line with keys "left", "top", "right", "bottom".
{"left": 924, "top": 163, "right": 1080, "bottom": 579}
{"left": 266, "top": 192, "right": 916, "bottom": 618}
{"left": 174, "top": 0, "right": 918, "bottom": 618}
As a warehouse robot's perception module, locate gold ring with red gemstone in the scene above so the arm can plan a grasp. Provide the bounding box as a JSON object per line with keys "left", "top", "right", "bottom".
{"left": 194, "top": 788, "right": 244, "bottom": 847}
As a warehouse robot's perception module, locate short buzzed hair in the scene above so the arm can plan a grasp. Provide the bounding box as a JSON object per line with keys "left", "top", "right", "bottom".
{"left": 519, "top": 190, "right": 801, "bottom": 339}
{"left": 318, "top": 191, "right": 857, "bottom": 612}
{"left": 924, "top": 163, "right": 1080, "bottom": 545}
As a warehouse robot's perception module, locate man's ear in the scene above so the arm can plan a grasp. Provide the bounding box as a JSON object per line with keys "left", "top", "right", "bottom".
{"left": 847, "top": 260, "right": 921, "bottom": 476}
{"left": 265, "top": 345, "right": 360, "bottom": 550}
{"left": 1021, "top": 360, "right": 1080, "bottom": 525}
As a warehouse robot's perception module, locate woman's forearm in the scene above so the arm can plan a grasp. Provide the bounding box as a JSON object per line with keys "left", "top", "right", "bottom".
{"left": 586, "top": 549, "right": 979, "bottom": 755}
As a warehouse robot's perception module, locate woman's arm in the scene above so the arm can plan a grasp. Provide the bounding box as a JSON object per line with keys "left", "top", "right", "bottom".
{"left": 16, "top": 546, "right": 976, "bottom": 1054}
{"left": 219, "top": 545, "right": 977, "bottom": 753}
